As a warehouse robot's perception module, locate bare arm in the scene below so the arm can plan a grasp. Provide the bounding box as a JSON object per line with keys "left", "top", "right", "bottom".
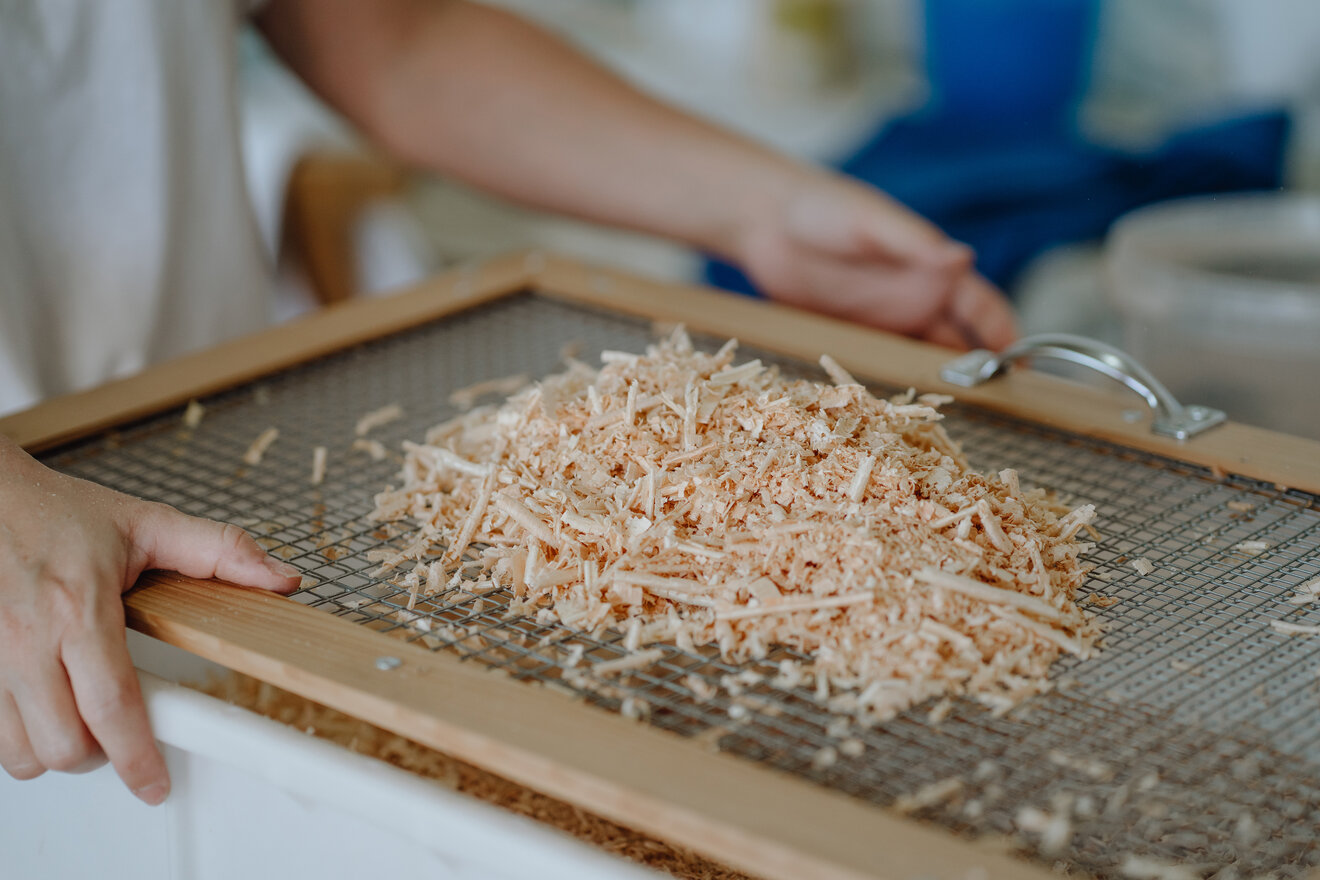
{"left": 258, "top": 0, "right": 1015, "bottom": 349}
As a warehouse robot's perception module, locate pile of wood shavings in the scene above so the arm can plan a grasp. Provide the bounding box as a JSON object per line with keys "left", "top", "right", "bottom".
{"left": 201, "top": 674, "right": 756, "bottom": 880}
{"left": 371, "top": 329, "right": 1100, "bottom": 721}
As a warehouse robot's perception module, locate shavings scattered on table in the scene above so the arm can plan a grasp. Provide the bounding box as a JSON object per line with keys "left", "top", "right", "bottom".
{"left": 371, "top": 329, "right": 1100, "bottom": 725}
{"left": 311, "top": 446, "right": 327, "bottom": 486}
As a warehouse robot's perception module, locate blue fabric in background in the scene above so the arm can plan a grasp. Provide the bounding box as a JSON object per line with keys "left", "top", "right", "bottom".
{"left": 705, "top": 0, "right": 1290, "bottom": 296}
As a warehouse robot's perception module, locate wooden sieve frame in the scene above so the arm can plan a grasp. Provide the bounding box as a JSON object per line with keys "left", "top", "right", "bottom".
{"left": 5, "top": 252, "right": 1320, "bottom": 880}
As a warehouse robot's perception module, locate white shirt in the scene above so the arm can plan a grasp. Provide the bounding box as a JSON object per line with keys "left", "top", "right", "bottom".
{"left": 0, "top": 0, "right": 271, "bottom": 417}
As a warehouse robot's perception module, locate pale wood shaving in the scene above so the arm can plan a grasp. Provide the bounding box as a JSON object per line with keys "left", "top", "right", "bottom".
{"left": 975, "top": 499, "right": 1014, "bottom": 554}
{"left": 403, "top": 441, "right": 491, "bottom": 477}
{"left": 592, "top": 648, "right": 666, "bottom": 676}
{"left": 442, "top": 466, "right": 498, "bottom": 573}
{"left": 1047, "top": 750, "right": 1114, "bottom": 781}
{"left": 311, "top": 446, "right": 327, "bottom": 485}
{"left": 449, "top": 374, "right": 530, "bottom": 411}
{"left": 914, "top": 569, "right": 1069, "bottom": 627}
{"left": 355, "top": 403, "right": 404, "bottom": 437}
{"left": 242, "top": 427, "right": 279, "bottom": 466}
{"left": 708, "top": 359, "right": 764, "bottom": 387}
{"left": 183, "top": 399, "right": 205, "bottom": 429}
{"left": 810, "top": 745, "right": 838, "bottom": 770}
{"left": 1118, "top": 855, "right": 1206, "bottom": 880}
{"left": 493, "top": 492, "right": 563, "bottom": 548}
{"left": 1270, "top": 620, "right": 1320, "bottom": 636}
{"left": 1015, "top": 803, "right": 1073, "bottom": 857}
{"left": 926, "top": 698, "right": 954, "bottom": 725}
{"left": 372, "top": 330, "right": 1099, "bottom": 725}
{"left": 715, "top": 592, "right": 872, "bottom": 622}
{"left": 987, "top": 605, "right": 1089, "bottom": 658}
{"left": 352, "top": 438, "right": 388, "bottom": 460}
{"left": 614, "top": 572, "right": 710, "bottom": 595}
{"left": 838, "top": 738, "right": 865, "bottom": 758}
{"left": 847, "top": 454, "right": 876, "bottom": 503}
{"left": 818, "top": 354, "right": 859, "bottom": 388}
{"left": 894, "top": 777, "right": 963, "bottom": 814}
{"left": 1287, "top": 576, "right": 1320, "bottom": 606}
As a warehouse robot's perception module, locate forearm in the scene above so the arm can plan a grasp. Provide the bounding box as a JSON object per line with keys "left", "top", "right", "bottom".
{"left": 259, "top": 0, "right": 811, "bottom": 261}
{"left": 259, "top": 0, "right": 1015, "bottom": 349}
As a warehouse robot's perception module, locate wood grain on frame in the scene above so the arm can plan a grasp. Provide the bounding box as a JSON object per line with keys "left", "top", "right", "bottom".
{"left": 127, "top": 571, "right": 1050, "bottom": 880}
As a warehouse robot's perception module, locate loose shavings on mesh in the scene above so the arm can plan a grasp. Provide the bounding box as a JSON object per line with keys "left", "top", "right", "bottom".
{"left": 370, "top": 328, "right": 1100, "bottom": 723}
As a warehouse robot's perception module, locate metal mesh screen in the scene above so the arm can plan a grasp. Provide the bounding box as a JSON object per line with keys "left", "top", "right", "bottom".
{"left": 43, "top": 292, "right": 1320, "bottom": 878}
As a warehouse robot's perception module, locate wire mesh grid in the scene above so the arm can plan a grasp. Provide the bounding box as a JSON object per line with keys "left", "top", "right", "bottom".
{"left": 42, "top": 292, "right": 1320, "bottom": 877}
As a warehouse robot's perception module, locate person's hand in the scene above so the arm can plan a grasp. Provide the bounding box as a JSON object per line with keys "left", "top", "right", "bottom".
{"left": 0, "top": 435, "right": 301, "bottom": 804}
{"left": 736, "top": 168, "right": 1017, "bottom": 351}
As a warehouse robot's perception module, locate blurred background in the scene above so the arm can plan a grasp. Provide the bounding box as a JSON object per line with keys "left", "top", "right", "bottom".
{"left": 245, "top": 0, "right": 1320, "bottom": 436}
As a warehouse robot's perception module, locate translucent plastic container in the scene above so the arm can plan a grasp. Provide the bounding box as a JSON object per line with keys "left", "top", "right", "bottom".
{"left": 1105, "top": 193, "right": 1320, "bottom": 439}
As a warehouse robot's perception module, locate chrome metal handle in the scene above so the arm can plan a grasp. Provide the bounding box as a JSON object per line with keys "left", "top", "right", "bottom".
{"left": 939, "top": 333, "right": 1226, "bottom": 440}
